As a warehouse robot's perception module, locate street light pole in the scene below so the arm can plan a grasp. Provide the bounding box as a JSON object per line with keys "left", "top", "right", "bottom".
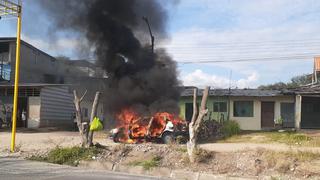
{"left": 0, "top": 0, "right": 22, "bottom": 152}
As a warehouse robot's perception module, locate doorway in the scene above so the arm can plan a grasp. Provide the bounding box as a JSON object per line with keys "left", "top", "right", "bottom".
{"left": 281, "top": 103, "right": 295, "bottom": 128}
{"left": 261, "top": 102, "right": 275, "bottom": 128}
{"left": 301, "top": 97, "right": 320, "bottom": 129}
{"left": 17, "top": 97, "right": 28, "bottom": 128}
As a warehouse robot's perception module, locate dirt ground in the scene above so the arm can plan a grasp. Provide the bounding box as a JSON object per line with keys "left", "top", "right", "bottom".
{"left": 1, "top": 129, "right": 320, "bottom": 179}
{"left": 0, "top": 128, "right": 114, "bottom": 156}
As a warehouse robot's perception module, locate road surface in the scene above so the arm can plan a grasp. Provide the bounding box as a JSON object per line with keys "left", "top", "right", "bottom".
{"left": 0, "top": 158, "right": 168, "bottom": 180}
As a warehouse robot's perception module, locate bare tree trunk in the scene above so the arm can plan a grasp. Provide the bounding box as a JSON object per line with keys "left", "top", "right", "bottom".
{"left": 187, "top": 86, "right": 210, "bottom": 163}
{"left": 73, "top": 90, "right": 89, "bottom": 147}
{"left": 87, "top": 92, "right": 101, "bottom": 147}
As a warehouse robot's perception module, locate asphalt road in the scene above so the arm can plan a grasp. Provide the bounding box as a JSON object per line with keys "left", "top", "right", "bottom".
{"left": 0, "top": 158, "right": 168, "bottom": 180}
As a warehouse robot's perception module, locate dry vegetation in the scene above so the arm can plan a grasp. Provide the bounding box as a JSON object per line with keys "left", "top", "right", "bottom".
{"left": 27, "top": 143, "right": 320, "bottom": 179}
{"left": 218, "top": 131, "right": 320, "bottom": 147}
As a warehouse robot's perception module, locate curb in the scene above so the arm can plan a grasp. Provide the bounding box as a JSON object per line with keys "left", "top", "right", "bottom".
{"left": 79, "top": 160, "right": 258, "bottom": 180}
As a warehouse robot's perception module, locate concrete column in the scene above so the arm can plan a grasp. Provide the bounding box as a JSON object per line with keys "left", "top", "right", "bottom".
{"left": 295, "top": 95, "right": 302, "bottom": 129}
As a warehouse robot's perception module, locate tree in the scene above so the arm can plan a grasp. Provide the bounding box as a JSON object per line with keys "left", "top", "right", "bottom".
{"left": 258, "top": 74, "right": 313, "bottom": 90}
{"left": 73, "top": 90, "right": 101, "bottom": 147}
{"left": 187, "top": 86, "right": 210, "bottom": 163}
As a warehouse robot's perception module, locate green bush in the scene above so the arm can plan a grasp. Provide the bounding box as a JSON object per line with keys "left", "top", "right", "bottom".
{"left": 29, "top": 146, "right": 100, "bottom": 166}
{"left": 222, "top": 120, "right": 240, "bottom": 138}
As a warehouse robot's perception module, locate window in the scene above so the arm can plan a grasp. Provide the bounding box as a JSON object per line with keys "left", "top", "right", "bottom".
{"left": 233, "top": 101, "right": 253, "bottom": 117}
{"left": 213, "top": 102, "right": 227, "bottom": 112}
{"left": 185, "top": 103, "right": 199, "bottom": 122}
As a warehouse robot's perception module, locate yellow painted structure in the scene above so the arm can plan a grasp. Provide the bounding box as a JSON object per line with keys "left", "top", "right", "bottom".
{"left": 0, "top": 0, "right": 22, "bottom": 152}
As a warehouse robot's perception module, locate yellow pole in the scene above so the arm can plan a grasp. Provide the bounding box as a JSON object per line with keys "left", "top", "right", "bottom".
{"left": 10, "top": 7, "right": 22, "bottom": 152}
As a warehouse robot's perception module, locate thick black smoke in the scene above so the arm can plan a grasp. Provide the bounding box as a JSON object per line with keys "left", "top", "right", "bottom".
{"left": 39, "top": 0, "right": 181, "bottom": 115}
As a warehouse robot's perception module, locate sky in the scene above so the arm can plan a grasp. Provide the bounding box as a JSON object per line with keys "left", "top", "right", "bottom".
{"left": 1, "top": 0, "right": 320, "bottom": 88}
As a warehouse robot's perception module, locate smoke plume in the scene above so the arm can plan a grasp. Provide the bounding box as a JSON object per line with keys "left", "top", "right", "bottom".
{"left": 38, "top": 0, "right": 181, "bottom": 115}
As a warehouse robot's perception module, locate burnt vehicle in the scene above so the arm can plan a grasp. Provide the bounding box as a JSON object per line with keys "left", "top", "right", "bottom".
{"left": 110, "top": 110, "right": 188, "bottom": 144}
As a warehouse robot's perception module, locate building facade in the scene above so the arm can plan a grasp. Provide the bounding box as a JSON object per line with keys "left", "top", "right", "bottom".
{"left": 180, "top": 88, "right": 299, "bottom": 130}
{"left": 0, "top": 38, "right": 106, "bottom": 128}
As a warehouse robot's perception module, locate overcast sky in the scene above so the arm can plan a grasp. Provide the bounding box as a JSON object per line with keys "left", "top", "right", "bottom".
{"left": 1, "top": 0, "right": 320, "bottom": 88}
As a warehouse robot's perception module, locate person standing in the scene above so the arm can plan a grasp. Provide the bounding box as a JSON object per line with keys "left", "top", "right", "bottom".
{"left": 22, "top": 109, "right": 27, "bottom": 128}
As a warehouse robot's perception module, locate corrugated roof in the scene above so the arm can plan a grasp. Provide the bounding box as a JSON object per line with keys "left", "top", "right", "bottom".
{"left": 290, "top": 84, "right": 320, "bottom": 95}
{"left": 181, "top": 88, "right": 285, "bottom": 97}
{"left": 0, "top": 83, "right": 72, "bottom": 88}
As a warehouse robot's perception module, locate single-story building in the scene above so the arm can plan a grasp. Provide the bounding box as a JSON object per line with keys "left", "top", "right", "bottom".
{"left": 0, "top": 83, "right": 104, "bottom": 129}
{"left": 292, "top": 85, "right": 320, "bottom": 129}
{"left": 179, "top": 87, "right": 304, "bottom": 130}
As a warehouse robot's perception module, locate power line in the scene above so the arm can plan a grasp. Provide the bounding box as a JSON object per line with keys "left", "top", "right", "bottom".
{"left": 163, "top": 38, "right": 320, "bottom": 46}
{"left": 178, "top": 55, "right": 316, "bottom": 64}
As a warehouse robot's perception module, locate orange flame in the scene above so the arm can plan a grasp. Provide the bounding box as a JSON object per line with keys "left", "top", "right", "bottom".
{"left": 115, "top": 108, "right": 185, "bottom": 143}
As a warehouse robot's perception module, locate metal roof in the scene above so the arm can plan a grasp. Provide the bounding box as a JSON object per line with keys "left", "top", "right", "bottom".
{"left": 290, "top": 84, "right": 320, "bottom": 95}
{"left": 0, "top": 37, "right": 55, "bottom": 60}
{"left": 0, "top": 83, "right": 72, "bottom": 88}
{"left": 181, "top": 88, "right": 287, "bottom": 97}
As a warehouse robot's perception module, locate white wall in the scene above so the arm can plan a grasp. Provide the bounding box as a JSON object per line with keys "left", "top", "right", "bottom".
{"left": 28, "top": 97, "right": 41, "bottom": 128}
{"left": 230, "top": 96, "right": 295, "bottom": 130}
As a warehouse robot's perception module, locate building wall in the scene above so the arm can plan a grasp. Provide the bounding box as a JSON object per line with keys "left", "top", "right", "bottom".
{"left": 81, "top": 100, "right": 104, "bottom": 123}
{"left": 39, "top": 86, "right": 75, "bottom": 128}
{"left": 28, "top": 97, "right": 41, "bottom": 128}
{"left": 9, "top": 41, "right": 91, "bottom": 84}
{"left": 179, "top": 96, "right": 229, "bottom": 122}
{"left": 229, "top": 96, "right": 295, "bottom": 130}
{"left": 179, "top": 95, "right": 295, "bottom": 130}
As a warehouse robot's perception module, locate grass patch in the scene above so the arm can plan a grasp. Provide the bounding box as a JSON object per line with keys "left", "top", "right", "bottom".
{"left": 129, "top": 155, "right": 162, "bottom": 170}
{"left": 269, "top": 132, "right": 311, "bottom": 145}
{"left": 218, "top": 131, "right": 320, "bottom": 147}
{"left": 28, "top": 146, "right": 101, "bottom": 166}
{"left": 221, "top": 120, "right": 240, "bottom": 138}
{"left": 175, "top": 147, "right": 188, "bottom": 153}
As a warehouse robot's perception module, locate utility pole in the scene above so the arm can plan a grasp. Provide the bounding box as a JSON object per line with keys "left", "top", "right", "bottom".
{"left": 142, "top": 16, "right": 154, "bottom": 53}
{"left": 0, "top": 0, "right": 22, "bottom": 152}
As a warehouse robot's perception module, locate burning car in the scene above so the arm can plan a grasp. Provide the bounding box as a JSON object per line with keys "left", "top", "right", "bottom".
{"left": 110, "top": 109, "right": 188, "bottom": 144}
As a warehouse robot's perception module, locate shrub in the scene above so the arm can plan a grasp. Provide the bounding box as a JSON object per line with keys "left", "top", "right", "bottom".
{"left": 29, "top": 146, "right": 100, "bottom": 166}
{"left": 222, "top": 120, "right": 240, "bottom": 138}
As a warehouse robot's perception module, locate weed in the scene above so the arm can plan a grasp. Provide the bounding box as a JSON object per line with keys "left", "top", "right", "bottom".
{"left": 194, "top": 148, "right": 214, "bottom": 163}
{"left": 175, "top": 147, "right": 188, "bottom": 153}
{"left": 28, "top": 146, "right": 101, "bottom": 166}
{"left": 129, "top": 155, "right": 162, "bottom": 170}
{"left": 263, "top": 150, "right": 320, "bottom": 173}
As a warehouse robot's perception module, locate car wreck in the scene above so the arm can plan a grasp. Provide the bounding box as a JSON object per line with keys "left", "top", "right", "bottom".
{"left": 110, "top": 109, "right": 188, "bottom": 144}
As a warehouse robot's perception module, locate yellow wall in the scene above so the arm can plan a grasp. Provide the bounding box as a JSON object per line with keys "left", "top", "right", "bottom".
{"left": 230, "top": 96, "right": 295, "bottom": 130}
